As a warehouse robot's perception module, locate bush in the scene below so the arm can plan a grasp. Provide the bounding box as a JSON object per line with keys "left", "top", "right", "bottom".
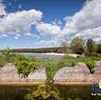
{"left": 14, "top": 56, "right": 40, "bottom": 78}
{"left": 0, "top": 49, "right": 40, "bottom": 78}
{"left": 84, "top": 58, "right": 96, "bottom": 73}
{"left": 85, "top": 39, "right": 96, "bottom": 56}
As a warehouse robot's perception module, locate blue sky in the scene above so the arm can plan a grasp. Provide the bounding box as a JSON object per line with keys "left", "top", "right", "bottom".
{"left": 0, "top": 0, "right": 101, "bottom": 49}
{"left": 5, "top": 0, "right": 84, "bottom": 21}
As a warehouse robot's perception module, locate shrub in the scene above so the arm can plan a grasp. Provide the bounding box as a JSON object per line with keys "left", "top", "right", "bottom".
{"left": 85, "top": 39, "right": 96, "bottom": 56}
{"left": 15, "top": 57, "right": 40, "bottom": 78}
{"left": 84, "top": 58, "right": 96, "bottom": 73}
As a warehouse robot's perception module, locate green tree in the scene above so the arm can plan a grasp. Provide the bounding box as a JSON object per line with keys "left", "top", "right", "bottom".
{"left": 71, "top": 37, "right": 84, "bottom": 54}
{"left": 85, "top": 39, "right": 96, "bottom": 56}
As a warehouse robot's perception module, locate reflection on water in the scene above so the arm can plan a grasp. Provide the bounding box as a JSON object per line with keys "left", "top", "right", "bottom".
{"left": 0, "top": 85, "right": 101, "bottom": 100}
{"left": 17, "top": 53, "right": 65, "bottom": 59}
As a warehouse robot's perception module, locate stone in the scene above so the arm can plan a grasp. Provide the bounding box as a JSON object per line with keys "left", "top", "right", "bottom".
{"left": 0, "top": 63, "right": 20, "bottom": 81}
{"left": 54, "top": 63, "right": 90, "bottom": 82}
{"left": 95, "top": 61, "right": 101, "bottom": 74}
{"left": 28, "top": 67, "right": 47, "bottom": 81}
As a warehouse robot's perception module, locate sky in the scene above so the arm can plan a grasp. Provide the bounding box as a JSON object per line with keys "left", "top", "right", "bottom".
{"left": 0, "top": 0, "right": 100, "bottom": 49}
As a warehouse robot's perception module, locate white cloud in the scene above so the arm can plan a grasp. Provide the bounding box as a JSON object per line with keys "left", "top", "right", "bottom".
{"left": 74, "top": 26, "right": 101, "bottom": 41}
{"left": 25, "top": 33, "right": 32, "bottom": 36}
{"left": 0, "top": 9, "right": 42, "bottom": 35}
{"left": 0, "top": 0, "right": 101, "bottom": 47}
{"left": 63, "top": 0, "right": 101, "bottom": 41}
{"left": 51, "top": 19, "right": 63, "bottom": 26}
{"left": 13, "top": 34, "right": 21, "bottom": 39}
{"left": 34, "top": 40, "right": 60, "bottom": 48}
{"left": 35, "top": 22, "right": 62, "bottom": 36}
{"left": 1, "top": 34, "right": 8, "bottom": 37}
{"left": 35, "top": 0, "right": 101, "bottom": 43}
{"left": 14, "top": 36, "right": 19, "bottom": 40}
{"left": 35, "top": 0, "right": 100, "bottom": 45}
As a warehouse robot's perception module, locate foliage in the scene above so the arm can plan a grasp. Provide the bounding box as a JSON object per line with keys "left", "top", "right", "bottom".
{"left": 0, "top": 48, "right": 16, "bottom": 67}
{"left": 85, "top": 39, "right": 96, "bottom": 56}
{"left": 0, "top": 48, "right": 101, "bottom": 100}
{"left": 61, "top": 55, "right": 77, "bottom": 66}
{"left": 17, "top": 61, "right": 39, "bottom": 78}
{"left": 24, "top": 82, "right": 62, "bottom": 100}
{"left": 40, "top": 56, "right": 77, "bottom": 81}
{"left": 83, "top": 58, "right": 96, "bottom": 73}
{"left": 40, "top": 59, "right": 60, "bottom": 81}
{"left": 96, "top": 44, "right": 101, "bottom": 53}
{"left": 13, "top": 54, "right": 40, "bottom": 78}
{"left": 0, "top": 54, "right": 6, "bottom": 67}
{"left": 1, "top": 48, "right": 14, "bottom": 62}
{"left": 71, "top": 37, "right": 84, "bottom": 54}
{"left": 39, "top": 54, "right": 101, "bottom": 81}
{"left": 0, "top": 49, "right": 40, "bottom": 78}
{"left": 0, "top": 48, "right": 101, "bottom": 80}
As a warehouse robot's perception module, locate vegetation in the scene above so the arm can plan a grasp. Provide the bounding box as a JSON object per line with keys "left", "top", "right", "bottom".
{"left": 11, "top": 54, "right": 40, "bottom": 78}
{"left": 70, "top": 37, "right": 84, "bottom": 54}
{"left": 70, "top": 37, "right": 101, "bottom": 55}
{"left": 97, "top": 44, "right": 101, "bottom": 53}
{"left": 85, "top": 39, "right": 96, "bottom": 56}
{"left": 0, "top": 49, "right": 40, "bottom": 78}
{"left": 0, "top": 54, "right": 6, "bottom": 67}
{"left": 0, "top": 47, "right": 101, "bottom": 80}
{"left": 1, "top": 85, "right": 101, "bottom": 100}
{"left": 24, "top": 82, "right": 62, "bottom": 100}
{"left": 0, "top": 47, "right": 65, "bottom": 53}
{"left": 0, "top": 37, "right": 101, "bottom": 100}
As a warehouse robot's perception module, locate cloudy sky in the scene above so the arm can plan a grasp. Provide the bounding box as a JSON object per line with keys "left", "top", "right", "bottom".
{"left": 0, "top": 0, "right": 100, "bottom": 49}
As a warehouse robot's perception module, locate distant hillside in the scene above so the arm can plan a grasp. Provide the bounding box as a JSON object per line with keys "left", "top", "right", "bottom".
{"left": 1, "top": 43, "right": 101, "bottom": 53}
{"left": 0, "top": 47, "right": 72, "bottom": 53}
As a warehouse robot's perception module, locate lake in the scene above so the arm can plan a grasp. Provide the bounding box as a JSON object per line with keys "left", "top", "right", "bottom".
{"left": 0, "top": 85, "right": 101, "bottom": 100}
{"left": 17, "top": 53, "right": 65, "bottom": 59}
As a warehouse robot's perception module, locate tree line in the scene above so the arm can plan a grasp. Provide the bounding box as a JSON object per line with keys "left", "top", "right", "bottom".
{"left": 68, "top": 37, "right": 101, "bottom": 56}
